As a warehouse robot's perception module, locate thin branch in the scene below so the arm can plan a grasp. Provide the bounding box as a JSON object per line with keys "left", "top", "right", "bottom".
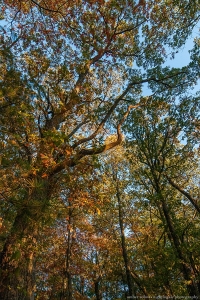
{"left": 115, "top": 20, "right": 146, "bottom": 36}
{"left": 30, "top": 0, "right": 65, "bottom": 14}
{"left": 66, "top": 119, "right": 89, "bottom": 140}
{"left": 165, "top": 175, "right": 200, "bottom": 214}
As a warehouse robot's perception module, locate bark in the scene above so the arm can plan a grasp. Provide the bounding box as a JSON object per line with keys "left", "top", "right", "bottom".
{"left": 115, "top": 177, "right": 148, "bottom": 297}
{"left": 0, "top": 212, "right": 37, "bottom": 300}
{"left": 94, "top": 252, "right": 102, "bottom": 300}
{"left": 116, "top": 187, "right": 134, "bottom": 297}
{"left": 94, "top": 280, "right": 101, "bottom": 300}
{"left": 0, "top": 180, "right": 50, "bottom": 300}
{"left": 62, "top": 204, "right": 73, "bottom": 300}
{"left": 146, "top": 156, "right": 200, "bottom": 297}
{"left": 165, "top": 175, "right": 200, "bottom": 213}
{"left": 159, "top": 191, "right": 200, "bottom": 297}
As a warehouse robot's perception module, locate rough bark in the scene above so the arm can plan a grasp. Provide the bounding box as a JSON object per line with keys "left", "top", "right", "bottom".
{"left": 0, "top": 212, "right": 37, "bottom": 300}
{"left": 0, "top": 180, "right": 49, "bottom": 300}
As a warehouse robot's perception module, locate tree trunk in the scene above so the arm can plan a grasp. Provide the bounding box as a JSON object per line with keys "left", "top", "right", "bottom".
{"left": 116, "top": 187, "right": 134, "bottom": 297}
{"left": 159, "top": 191, "right": 200, "bottom": 297}
{"left": 62, "top": 202, "right": 73, "bottom": 300}
{"left": 94, "top": 280, "right": 101, "bottom": 300}
{"left": 0, "top": 179, "right": 50, "bottom": 300}
{"left": 93, "top": 251, "right": 102, "bottom": 300}
{"left": 0, "top": 212, "right": 37, "bottom": 300}
{"left": 115, "top": 178, "right": 148, "bottom": 297}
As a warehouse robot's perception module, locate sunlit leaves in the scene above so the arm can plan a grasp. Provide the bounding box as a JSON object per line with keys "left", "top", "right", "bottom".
{"left": 0, "top": 0, "right": 200, "bottom": 298}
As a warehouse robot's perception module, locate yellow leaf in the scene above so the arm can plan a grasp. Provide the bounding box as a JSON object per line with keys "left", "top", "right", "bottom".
{"left": 96, "top": 208, "right": 101, "bottom": 215}
{"left": 40, "top": 153, "right": 48, "bottom": 160}
{"left": 65, "top": 148, "right": 72, "bottom": 155}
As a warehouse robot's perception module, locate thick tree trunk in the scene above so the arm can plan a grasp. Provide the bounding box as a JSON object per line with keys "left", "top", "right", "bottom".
{"left": 0, "top": 179, "right": 50, "bottom": 300}
{"left": 0, "top": 212, "right": 37, "bottom": 300}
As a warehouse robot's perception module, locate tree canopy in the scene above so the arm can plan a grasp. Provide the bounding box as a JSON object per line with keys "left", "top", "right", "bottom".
{"left": 0, "top": 0, "right": 200, "bottom": 299}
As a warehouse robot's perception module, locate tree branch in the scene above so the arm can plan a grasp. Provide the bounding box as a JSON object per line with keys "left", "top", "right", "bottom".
{"left": 49, "top": 104, "right": 140, "bottom": 176}
{"left": 165, "top": 175, "right": 200, "bottom": 213}
{"left": 30, "top": 0, "right": 65, "bottom": 14}
{"left": 71, "top": 68, "right": 186, "bottom": 149}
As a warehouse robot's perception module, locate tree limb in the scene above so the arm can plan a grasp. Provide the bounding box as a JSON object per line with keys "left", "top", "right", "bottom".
{"left": 49, "top": 104, "right": 140, "bottom": 176}
{"left": 165, "top": 175, "right": 200, "bottom": 213}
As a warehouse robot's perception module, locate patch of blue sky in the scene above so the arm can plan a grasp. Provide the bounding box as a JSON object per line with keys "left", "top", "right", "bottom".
{"left": 142, "top": 23, "right": 200, "bottom": 96}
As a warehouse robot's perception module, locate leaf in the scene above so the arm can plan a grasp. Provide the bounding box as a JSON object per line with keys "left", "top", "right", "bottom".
{"left": 96, "top": 208, "right": 101, "bottom": 215}
{"left": 32, "top": 169, "right": 37, "bottom": 176}
{"left": 42, "top": 173, "right": 48, "bottom": 178}
{"left": 11, "top": 250, "right": 21, "bottom": 261}
{"left": 65, "top": 148, "right": 72, "bottom": 156}
{"left": 40, "top": 153, "right": 49, "bottom": 160}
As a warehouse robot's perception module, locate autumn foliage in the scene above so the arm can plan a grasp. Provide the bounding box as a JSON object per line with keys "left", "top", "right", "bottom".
{"left": 0, "top": 0, "right": 200, "bottom": 299}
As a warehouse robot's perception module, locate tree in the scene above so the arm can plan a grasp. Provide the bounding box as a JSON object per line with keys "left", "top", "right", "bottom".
{"left": 126, "top": 97, "right": 200, "bottom": 296}
{"left": 0, "top": 0, "right": 200, "bottom": 298}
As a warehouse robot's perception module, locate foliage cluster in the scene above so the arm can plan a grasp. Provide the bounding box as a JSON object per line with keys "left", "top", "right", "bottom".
{"left": 0, "top": 0, "right": 199, "bottom": 299}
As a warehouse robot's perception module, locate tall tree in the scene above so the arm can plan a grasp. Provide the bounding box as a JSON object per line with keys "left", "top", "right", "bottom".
{"left": 0, "top": 0, "right": 199, "bottom": 298}
{"left": 126, "top": 97, "right": 200, "bottom": 296}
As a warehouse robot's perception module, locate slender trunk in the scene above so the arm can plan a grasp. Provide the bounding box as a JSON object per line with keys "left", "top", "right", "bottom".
{"left": 26, "top": 251, "right": 36, "bottom": 300}
{"left": 94, "top": 252, "right": 101, "bottom": 300}
{"left": 116, "top": 187, "right": 134, "bottom": 297}
{"left": 80, "top": 277, "right": 85, "bottom": 295}
{"left": 65, "top": 271, "right": 72, "bottom": 300}
{"left": 94, "top": 280, "right": 101, "bottom": 300}
{"left": 149, "top": 164, "right": 199, "bottom": 296}
{"left": 115, "top": 180, "right": 148, "bottom": 297}
{"left": 159, "top": 191, "right": 200, "bottom": 297}
{"left": 62, "top": 203, "right": 73, "bottom": 300}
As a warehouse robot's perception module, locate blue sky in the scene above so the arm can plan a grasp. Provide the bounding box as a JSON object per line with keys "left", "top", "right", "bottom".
{"left": 142, "top": 27, "right": 200, "bottom": 96}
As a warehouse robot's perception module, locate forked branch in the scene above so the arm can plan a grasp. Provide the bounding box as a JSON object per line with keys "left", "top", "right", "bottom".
{"left": 49, "top": 104, "right": 141, "bottom": 176}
